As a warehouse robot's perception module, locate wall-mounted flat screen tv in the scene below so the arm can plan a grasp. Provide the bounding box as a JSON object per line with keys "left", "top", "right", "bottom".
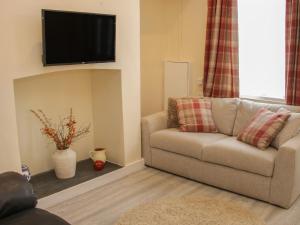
{"left": 42, "top": 9, "right": 116, "bottom": 66}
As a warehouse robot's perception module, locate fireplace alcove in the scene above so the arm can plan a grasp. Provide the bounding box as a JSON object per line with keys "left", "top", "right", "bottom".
{"left": 13, "top": 69, "right": 125, "bottom": 197}
{"left": 0, "top": 0, "right": 141, "bottom": 178}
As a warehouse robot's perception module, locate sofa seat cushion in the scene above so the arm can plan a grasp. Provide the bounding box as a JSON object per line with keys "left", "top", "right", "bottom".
{"left": 150, "top": 128, "right": 228, "bottom": 160}
{"left": 202, "top": 137, "right": 278, "bottom": 177}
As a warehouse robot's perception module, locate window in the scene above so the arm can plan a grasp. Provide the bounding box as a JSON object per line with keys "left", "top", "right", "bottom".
{"left": 238, "top": 0, "right": 285, "bottom": 100}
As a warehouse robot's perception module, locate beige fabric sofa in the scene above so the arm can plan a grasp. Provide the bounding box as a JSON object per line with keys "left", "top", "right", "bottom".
{"left": 141, "top": 98, "right": 300, "bottom": 208}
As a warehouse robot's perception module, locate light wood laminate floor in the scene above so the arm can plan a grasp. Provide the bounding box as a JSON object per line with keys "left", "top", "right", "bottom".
{"left": 46, "top": 167, "right": 300, "bottom": 225}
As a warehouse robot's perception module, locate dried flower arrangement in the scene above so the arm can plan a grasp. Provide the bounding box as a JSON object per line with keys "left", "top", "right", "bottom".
{"left": 31, "top": 109, "right": 90, "bottom": 150}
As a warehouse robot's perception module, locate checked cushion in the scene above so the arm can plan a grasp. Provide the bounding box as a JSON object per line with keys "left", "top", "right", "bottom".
{"left": 237, "top": 108, "right": 290, "bottom": 149}
{"left": 176, "top": 98, "right": 217, "bottom": 133}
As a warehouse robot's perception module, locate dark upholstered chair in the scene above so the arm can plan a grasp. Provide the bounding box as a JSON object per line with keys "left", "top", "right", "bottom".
{"left": 0, "top": 172, "right": 70, "bottom": 225}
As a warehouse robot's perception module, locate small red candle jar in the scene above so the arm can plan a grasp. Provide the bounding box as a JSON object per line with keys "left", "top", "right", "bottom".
{"left": 94, "top": 160, "right": 105, "bottom": 171}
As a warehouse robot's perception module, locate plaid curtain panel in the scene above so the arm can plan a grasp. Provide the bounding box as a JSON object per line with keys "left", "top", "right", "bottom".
{"left": 176, "top": 98, "right": 217, "bottom": 133}
{"left": 237, "top": 108, "right": 290, "bottom": 149}
{"left": 286, "top": 0, "right": 300, "bottom": 105}
{"left": 203, "top": 0, "right": 239, "bottom": 98}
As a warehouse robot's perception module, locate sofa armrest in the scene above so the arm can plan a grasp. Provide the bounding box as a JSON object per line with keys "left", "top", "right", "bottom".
{"left": 270, "top": 134, "right": 300, "bottom": 208}
{"left": 0, "top": 172, "right": 37, "bottom": 219}
{"left": 141, "top": 112, "right": 167, "bottom": 166}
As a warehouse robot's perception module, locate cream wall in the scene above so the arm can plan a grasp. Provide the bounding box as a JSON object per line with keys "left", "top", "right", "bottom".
{"left": 0, "top": 0, "right": 140, "bottom": 173}
{"left": 141, "top": 0, "right": 207, "bottom": 116}
{"left": 91, "top": 70, "right": 125, "bottom": 166}
{"left": 14, "top": 70, "right": 95, "bottom": 175}
{"left": 140, "top": 0, "right": 167, "bottom": 116}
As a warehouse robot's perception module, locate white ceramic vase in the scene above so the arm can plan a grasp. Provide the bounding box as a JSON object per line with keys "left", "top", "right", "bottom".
{"left": 52, "top": 148, "right": 77, "bottom": 179}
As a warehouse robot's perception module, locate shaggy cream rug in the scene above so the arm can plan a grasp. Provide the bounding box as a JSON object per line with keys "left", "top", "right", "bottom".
{"left": 115, "top": 197, "right": 266, "bottom": 225}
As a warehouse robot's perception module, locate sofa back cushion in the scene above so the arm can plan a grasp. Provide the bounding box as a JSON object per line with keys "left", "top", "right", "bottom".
{"left": 168, "top": 97, "right": 239, "bottom": 135}
{"left": 271, "top": 112, "right": 300, "bottom": 148}
{"left": 233, "top": 100, "right": 298, "bottom": 135}
{"left": 233, "top": 100, "right": 300, "bottom": 147}
{"left": 211, "top": 98, "right": 239, "bottom": 135}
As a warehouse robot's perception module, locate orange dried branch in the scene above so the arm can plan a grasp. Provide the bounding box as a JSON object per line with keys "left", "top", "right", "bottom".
{"left": 31, "top": 109, "right": 90, "bottom": 150}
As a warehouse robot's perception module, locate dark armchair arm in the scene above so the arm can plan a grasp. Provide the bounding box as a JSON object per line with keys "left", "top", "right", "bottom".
{"left": 0, "top": 172, "right": 37, "bottom": 219}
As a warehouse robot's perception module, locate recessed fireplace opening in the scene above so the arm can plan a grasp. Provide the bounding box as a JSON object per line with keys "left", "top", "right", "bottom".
{"left": 13, "top": 69, "right": 124, "bottom": 198}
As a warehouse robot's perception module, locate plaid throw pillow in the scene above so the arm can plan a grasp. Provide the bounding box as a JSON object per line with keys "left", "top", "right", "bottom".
{"left": 176, "top": 98, "right": 217, "bottom": 132}
{"left": 167, "top": 97, "right": 202, "bottom": 128}
{"left": 237, "top": 108, "right": 290, "bottom": 149}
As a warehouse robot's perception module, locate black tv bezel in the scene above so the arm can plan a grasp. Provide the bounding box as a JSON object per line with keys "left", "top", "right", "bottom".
{"left": 42, "top": 9, "right": 116, "bottom": 67}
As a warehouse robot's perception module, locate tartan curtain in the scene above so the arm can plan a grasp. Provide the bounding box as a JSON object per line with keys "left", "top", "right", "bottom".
{"left": 203, "top": 0, "right": 239, "bottom": 98}
{"left": 286, "top": 0, "right": 300, "bottom": 105}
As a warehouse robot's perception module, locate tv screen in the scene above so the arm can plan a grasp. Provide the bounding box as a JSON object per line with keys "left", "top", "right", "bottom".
{"left": 42, "top": 10, "right": 116, "bottom": 66}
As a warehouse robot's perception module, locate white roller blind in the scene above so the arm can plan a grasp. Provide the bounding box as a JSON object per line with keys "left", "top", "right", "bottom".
{"left": 238, "top": 0, "right": 285, "bottom": 99}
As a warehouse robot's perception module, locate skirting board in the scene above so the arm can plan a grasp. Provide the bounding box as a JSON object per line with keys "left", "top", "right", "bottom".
{"left": 37, "top": 159, "right": 145, "bottom": 209}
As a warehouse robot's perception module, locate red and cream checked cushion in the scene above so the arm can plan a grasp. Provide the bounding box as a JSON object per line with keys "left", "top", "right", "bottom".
{"left": 176, "top": 98, "right": 217, "bottom": 132}
{"left": 237, "top": 108, "right": 290, "bottom": 149}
